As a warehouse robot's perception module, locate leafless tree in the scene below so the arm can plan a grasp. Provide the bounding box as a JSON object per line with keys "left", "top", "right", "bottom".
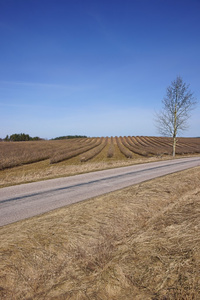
{"left": 155, "top": 76, "right": 197, "bottom": 157}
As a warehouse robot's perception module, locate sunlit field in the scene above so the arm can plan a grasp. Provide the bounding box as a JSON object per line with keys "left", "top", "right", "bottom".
{"left": 0, "top": 136, "right": 200, "bottom": 187}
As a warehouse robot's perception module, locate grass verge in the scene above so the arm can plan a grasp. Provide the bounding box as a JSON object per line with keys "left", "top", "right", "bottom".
{"left": 1, "top": 154, "right": 199, "bottom": 188}
{"left": 0, "top": 167, "right": 200, "bottom": 299}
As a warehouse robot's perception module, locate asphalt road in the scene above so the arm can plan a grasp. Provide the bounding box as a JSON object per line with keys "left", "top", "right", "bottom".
{"left": 0, "top": 157, "right": 200, "bottom": 226}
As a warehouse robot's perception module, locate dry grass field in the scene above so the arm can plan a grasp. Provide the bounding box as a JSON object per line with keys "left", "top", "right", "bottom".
{"left": 1, "top": 137, "right": 200, "bottom": 299}
{"left": 0, "top": 166, "right": 200, "bottom": 299}
{"left": 0, "top": 136, "right": 200, "bottom": 187}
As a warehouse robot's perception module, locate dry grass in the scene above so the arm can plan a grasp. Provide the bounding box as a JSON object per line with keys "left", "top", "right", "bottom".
{"left": 0, "top": 154, "right": 188, "bottom": 188}
{"left": 1, "top": 167, "right": 200, "bottom": 299}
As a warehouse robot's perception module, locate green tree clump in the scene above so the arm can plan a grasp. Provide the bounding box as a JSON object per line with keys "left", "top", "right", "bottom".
{"left": 53, "top": 135, "right": 87, "bottom": 140}
{"left": 4, "top": 133, "right": 41, "bottom": 141}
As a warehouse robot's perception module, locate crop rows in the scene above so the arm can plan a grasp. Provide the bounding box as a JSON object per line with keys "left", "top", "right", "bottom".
{"left": 0, "top": 141, "right": 53, "bottom": 170}
{"left": 107, "top": 136, "right": 114, "bottom": 158}
{"left": 50, "top": 138, "right": 102, "bottom": 164}
{"left": 80, "top": 137, "right": 108, "bottom": 162}
{"left": 0, "top": 139, "right": 90, "bottom": 170}
{"left": 116, "top": 137, "right": 133, "bottom": 158}
{"left": 0, "top": 136, "right": 200, "bottom": 170}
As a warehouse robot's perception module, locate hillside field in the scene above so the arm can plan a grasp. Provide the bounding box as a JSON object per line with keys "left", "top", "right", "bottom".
{"left": 1, "top": 137, "right": 200, "bottom": 299}
{"left": 0, "top": 136, "right": 200, "bottom": 187}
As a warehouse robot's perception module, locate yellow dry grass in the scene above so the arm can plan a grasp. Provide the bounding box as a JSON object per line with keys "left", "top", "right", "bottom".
{"left": 1, "top": 167, "right": 200, "bottom": 299}
{"left": 1, "top": 152, "right": 199, "bottom": 188}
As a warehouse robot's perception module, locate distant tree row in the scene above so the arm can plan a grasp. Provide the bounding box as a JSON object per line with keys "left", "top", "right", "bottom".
{"left": 4, "top": 133, "right": 41, "bottom": 142}
{"left": 0, "top": 134, "right": 88, "bottom": 142}
{"left": 52, "top": 135, "right": 87, "bottom": 140}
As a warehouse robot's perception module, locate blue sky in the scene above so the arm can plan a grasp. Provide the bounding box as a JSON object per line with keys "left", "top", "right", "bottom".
{"left": 0, "top": 0, "right": 200, "bottom": 139}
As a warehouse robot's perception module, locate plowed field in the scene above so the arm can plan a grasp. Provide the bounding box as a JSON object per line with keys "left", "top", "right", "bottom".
{"left": 1, "top": 136, "right": 200, "bottom": 187}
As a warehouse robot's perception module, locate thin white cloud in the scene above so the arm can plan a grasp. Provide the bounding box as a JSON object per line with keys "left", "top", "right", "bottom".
{"left": 0, "top": 80, "right": 96, "bottom": 90}
{"left": 0, "top": 102, "right": 46, "bottom": 109}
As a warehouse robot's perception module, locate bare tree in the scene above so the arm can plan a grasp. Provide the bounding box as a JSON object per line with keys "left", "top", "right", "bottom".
{"left": 155, "top": 76, "right": 197, "bottom": 157}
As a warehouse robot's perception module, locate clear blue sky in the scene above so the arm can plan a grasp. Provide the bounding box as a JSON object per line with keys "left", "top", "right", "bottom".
{"left": 0, "top": 0, "right": 199, "bottom": 139}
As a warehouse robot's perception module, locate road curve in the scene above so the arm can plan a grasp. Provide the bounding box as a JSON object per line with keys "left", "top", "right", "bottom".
{"left": 0, "top": 157, "right": 200, "bottom": 226}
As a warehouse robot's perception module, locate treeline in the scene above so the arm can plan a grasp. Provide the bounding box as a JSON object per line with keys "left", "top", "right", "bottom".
{"left": 4, "top": 133, "right": 41, "bottom": 142}
{"left": 1, "top": 134, "right": 88, "bottom": 142}
{"left": 52, "top": 135, "right": 87, "bottom": 140}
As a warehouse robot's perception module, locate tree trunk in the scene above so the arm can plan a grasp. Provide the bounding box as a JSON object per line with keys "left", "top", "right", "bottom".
{"left": 173, "top": 102, "right": 177, "bottom": 157}
{"left": 173, "top": 137, "right": 176, "bottom": 157}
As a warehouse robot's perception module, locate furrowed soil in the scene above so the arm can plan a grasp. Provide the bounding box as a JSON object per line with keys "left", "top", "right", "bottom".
{"left": 1, "top": 136, "right": 200, "bottom": 188}
{"left": 1, "top": 167, "right": 200, "bottom": 299}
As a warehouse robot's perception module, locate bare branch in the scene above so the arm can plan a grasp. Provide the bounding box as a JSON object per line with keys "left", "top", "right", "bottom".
{"left": 155, "top": 76, "right": 197, "bottom": 156}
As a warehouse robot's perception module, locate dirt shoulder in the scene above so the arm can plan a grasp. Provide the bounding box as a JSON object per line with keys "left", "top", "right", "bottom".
{"left": 0, "top": 166, "right": 200, "bottom": 299}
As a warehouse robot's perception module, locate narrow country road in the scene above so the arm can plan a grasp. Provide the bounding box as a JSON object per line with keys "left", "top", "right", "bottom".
{"left": 0, "top": 157, "right": 200, "bottom": 226}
